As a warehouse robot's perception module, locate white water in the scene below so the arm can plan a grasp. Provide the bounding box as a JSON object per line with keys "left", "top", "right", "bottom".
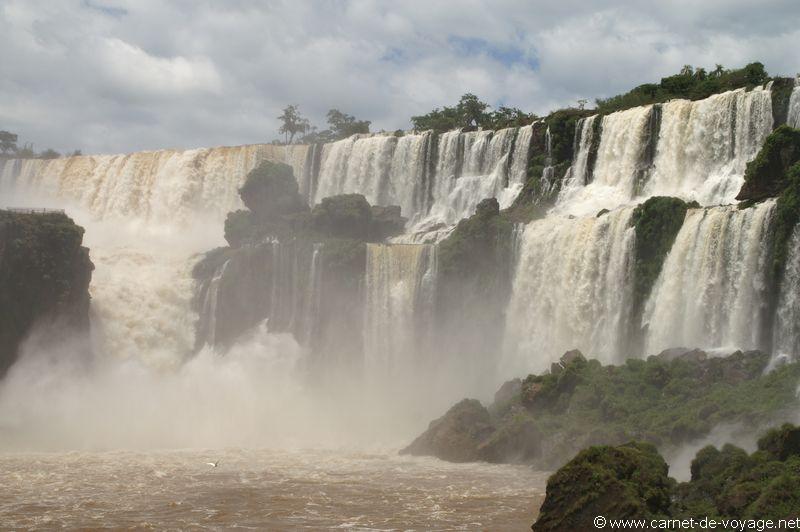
{"left": 788, "top": 76, "right": 800, "bottom": 129}
{"left": 314, "top": 127, "right": 531, "bottom": 237}
{"left": 554, "top": 86, "right": 774, "bottom": 218}
{"left": 644, "top": 86, "right": 773, "bottom": 204}
{"left": 504, "top": 208, "right": 636, "bottom": 373}
{"left": 364, "top": 244, "right": 437, "bottom": 379}
{"left": 644, "top": 201, "right": 776, "bottom": 354}
{"left": 558, "top": 115, "right": 598, "bottom": 203}
{"left": 0, "top": 145, "right": 306, "bottom": 224}
{"left": 774, "top": 226, "right": 800, "bottom": 357}
{"left": 555, "top": 106, "right": 653, "bottom": 216}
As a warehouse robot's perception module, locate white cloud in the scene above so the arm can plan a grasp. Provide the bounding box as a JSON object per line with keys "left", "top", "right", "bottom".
{"left": 0, "top": 0, "right": 797, "bottom": 154}
{"left": 97, "top": 38, "right": 221, "bottom": 97}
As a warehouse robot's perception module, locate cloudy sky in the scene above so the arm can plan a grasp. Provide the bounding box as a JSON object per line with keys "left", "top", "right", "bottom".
{"left": 1, "top": 0, "right": 798, "bottom": 155}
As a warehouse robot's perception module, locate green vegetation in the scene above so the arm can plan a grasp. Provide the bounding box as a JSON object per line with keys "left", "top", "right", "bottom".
{"left": 411, "top": 93, "right": 535, "bottom": 133}
{"left": 404, "top": 349, "right": 800, "bottom": 470}
{"left": 533, "top": 442, "right": 672, "bottom": 531}
{"left": 437, "top": 197, "right": 513, "bottom": 279}
{"left": 277, "top": 104, "right": 311, "bottom": 144}
{"left": 772, "top": 163, "right": 800, "bottom": 278}
{"left": 275, "top": 105, "right": 371, "bottom": 144}
{"left": 732, "top": 125, "right": 800, "bottom": 280}
{"left": 0, "top": 210, "right": 93, "bottom": 375}
{"left": 630, "top": 197, "right": 695, "bottom": 320}
{"left": 596, "top": 63, "right": 769, "bottom": 115}
{"left": 534, "top": 423, "right": 800, "bottom": 529}
{"left": 737, "top": 125, "right": 800, "bottom": 201}
{"left": 223, "top": 161, "right": 405, "bottom": 247}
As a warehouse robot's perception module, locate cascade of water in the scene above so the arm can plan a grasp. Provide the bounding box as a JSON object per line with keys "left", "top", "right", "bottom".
{"left": 555, "top": 106, "right": 654, "bottom": 217}
{"left": 509, "top": 124, "right": 534, "bottom": 186}
{"left": 773, "top": 226, "right": 800, "bottom": 358}
{"left": 363, "top": 243, "right": 437, "bottom": 378}
{"left": 389, "top": 131, "right": 435, "bottom": 223}
{"left": 504, "top": 208, "right": 636, "bottom": 373}
{"left": 313, "top": 133, "right": 437, "bottom": 222}
{"left": 558, "top": 115, "right": 598, "bottom": 201}
{"left": 787, "top": 76, "right": 800, "bottom": 129}
{"left": 0, "top": 144, "right": 303, "bottom": 224}
{"left": 643, "top": 200, "right": 776, "bottom": 354}
{"left": 644, "top": 86, "right": 774, "bottom": 204}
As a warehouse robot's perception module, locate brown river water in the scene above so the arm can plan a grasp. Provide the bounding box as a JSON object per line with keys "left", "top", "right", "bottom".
{"left": 0, "top": 448, "right": 548, "bottom": 530}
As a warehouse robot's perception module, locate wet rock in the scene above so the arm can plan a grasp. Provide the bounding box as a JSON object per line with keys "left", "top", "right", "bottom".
{"left": 400, "top": 399, "right": 494, "bottom": 462}
{"left": 532, "top": 442, "right": 672, "bottom": 531}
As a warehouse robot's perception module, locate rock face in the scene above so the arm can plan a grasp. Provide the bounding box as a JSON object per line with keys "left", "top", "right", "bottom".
{"left": 400, "top": 399, "right": 494, "bottom": 462}
{"left": 195, "top": 161, "right": 404, "bottom": 353}
{"left": 736, "top": 125, "right": 800, "bottom": 201}
{"left": 0, "top": 210, "right": 93, "bottom": 376}
{"left": 533, "top": 442, "right": 672, "bottom": 531}
{"left": 534, "top": 423, "right": 800, "bottom": 529}
{"left": 404, "top": 349, "right": 800, "bottom": 469}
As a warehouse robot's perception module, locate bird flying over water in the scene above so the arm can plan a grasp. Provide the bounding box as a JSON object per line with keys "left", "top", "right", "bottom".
{"left": 206, "top": 461, "right": 219, "bottom": 468}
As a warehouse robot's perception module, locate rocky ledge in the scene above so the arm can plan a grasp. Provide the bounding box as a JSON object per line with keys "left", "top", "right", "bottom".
{"left": 0, "top": 209, "right": 93, "bottom": 376}
{"left": 402, "top": 348, "right": 800, "bottom": 469}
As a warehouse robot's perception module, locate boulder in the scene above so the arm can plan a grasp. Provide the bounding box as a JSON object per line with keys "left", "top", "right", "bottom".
{"left": 532, "top": 442, "right": 672, "bottom": 531}
{"left": 400, "top": 399, "right": 494, "bottom": 462}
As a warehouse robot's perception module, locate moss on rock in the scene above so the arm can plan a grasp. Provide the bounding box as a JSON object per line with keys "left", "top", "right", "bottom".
{"left": 0, "top": 210, "right": 93, "bottom": 375}
{"left": 533, "top": 442, "right": 673, "bottom": 531}
{"left": 629, "top": 197, "right": 694, "bottom": 324}
{"left": 736, "top": 125, "right": 800, "bottom": 201}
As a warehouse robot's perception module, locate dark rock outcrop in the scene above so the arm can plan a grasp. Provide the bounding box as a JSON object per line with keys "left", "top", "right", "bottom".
{"left": 0, "top": 210, "right": 93, "bottom": 376}
{"left": 400, "top": 399, "right": 494, "bottom": 462}
{"left": 534, "top": 423, "right": 800, "bottom": 529}
{"left": 405, "top": 349, "right": 800, "bottom": 469}
{"left": 533, "top": 442, "right": 672, "bottom": 531}
{"left": 736, "top": 125, "right": 800, "bottom": 201}
{"left": 196, "top": 161, "right": 403, "bottom": 355}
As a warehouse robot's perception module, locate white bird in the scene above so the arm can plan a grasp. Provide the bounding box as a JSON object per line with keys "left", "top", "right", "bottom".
{"left": 205, "top": 461, "right": 219, "bottom": 468}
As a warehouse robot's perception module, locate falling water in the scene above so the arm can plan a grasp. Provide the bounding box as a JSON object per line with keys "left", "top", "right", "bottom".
{"left": 788, "top": 76, "right": 800, "bottom": 129}
{"left": 644, "top": 85, "right": 774, "bottom": 204}
{"left": 643, "top": 201, "right": 776, "bottom": 354}
{"left": 0, "top": 144, "right": 307, "bottom": 223}
{"left": 504, "top": 208, "right": 636, "bottom": 373}
{"left": 554, "top": 106, "right": 654, "bottom": 216}
{"left": 313, "top": 128, "right": 531, "bottom": 236}
{"left": 774, "top": 226, "right": 800, "bottom": 357}
{"left": 363, "top": 244, "right": 437, "bottom": 378}
{"left": 558, "top": 115, "right": 598, "bottom": 202}
{"left": 509, "top": 124, "right": 534, "bottom": 185}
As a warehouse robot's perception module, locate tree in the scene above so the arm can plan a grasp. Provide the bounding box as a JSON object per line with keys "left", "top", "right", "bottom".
{"left": 576, "top": 99, "right": 588, "bottom": 110}
{"left": 38, "top": 148, "right": 61, "bottom": 159}
{"left": 16, "top": 143, "right": 34, "bottom": 158}
{"left": 456, "top": 93, "right": 489, "bottom": 127}
{"left": 277, "top": 104, "right": 310, "bottom": 144}
{"left": 680, "top": 64, "right": 694, "bottom": 77}
{"left": 0, "top": 131, "right": 18, "bottom": 155}
{"left": 326, "top": 109, "right": 370, "bottom": 139}
{"left": 711, "top": 64, "right": 726, "bottom": 78}
{"left": 70, "top": 149, "right": 82, "bottom": 157}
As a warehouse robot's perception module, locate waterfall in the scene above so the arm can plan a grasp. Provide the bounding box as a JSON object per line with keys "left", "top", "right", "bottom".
{"left": 509, "top": 124, "right": 533, "bottom": 185}
{"left": 0, "top": 144, "right": 306, "bottom": 224}
{"left": 504, "top": 208, "right": 636, "bottom": 372}
{"left": 558, "top": 115, "right": 598, "bottom": 201}
{"left": 774, "top": 226, "right": 800, "bottom": 357}
{"left": 555, "top": 106, "right": 654, "bottom": 216}
{"left": 788, "top": 77, "right": 800, "bottom": 129}
{"left": 644, "top": 85, "right": 774, "bottom": 204}
{"left": 389, "top": 131, "right": 435, "bottom": 223}
{"left": 643, "top": 200, "right": 776, "bottom": 354}
{"left": 363, "top": 243, "right": 437, "bottom": 378}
